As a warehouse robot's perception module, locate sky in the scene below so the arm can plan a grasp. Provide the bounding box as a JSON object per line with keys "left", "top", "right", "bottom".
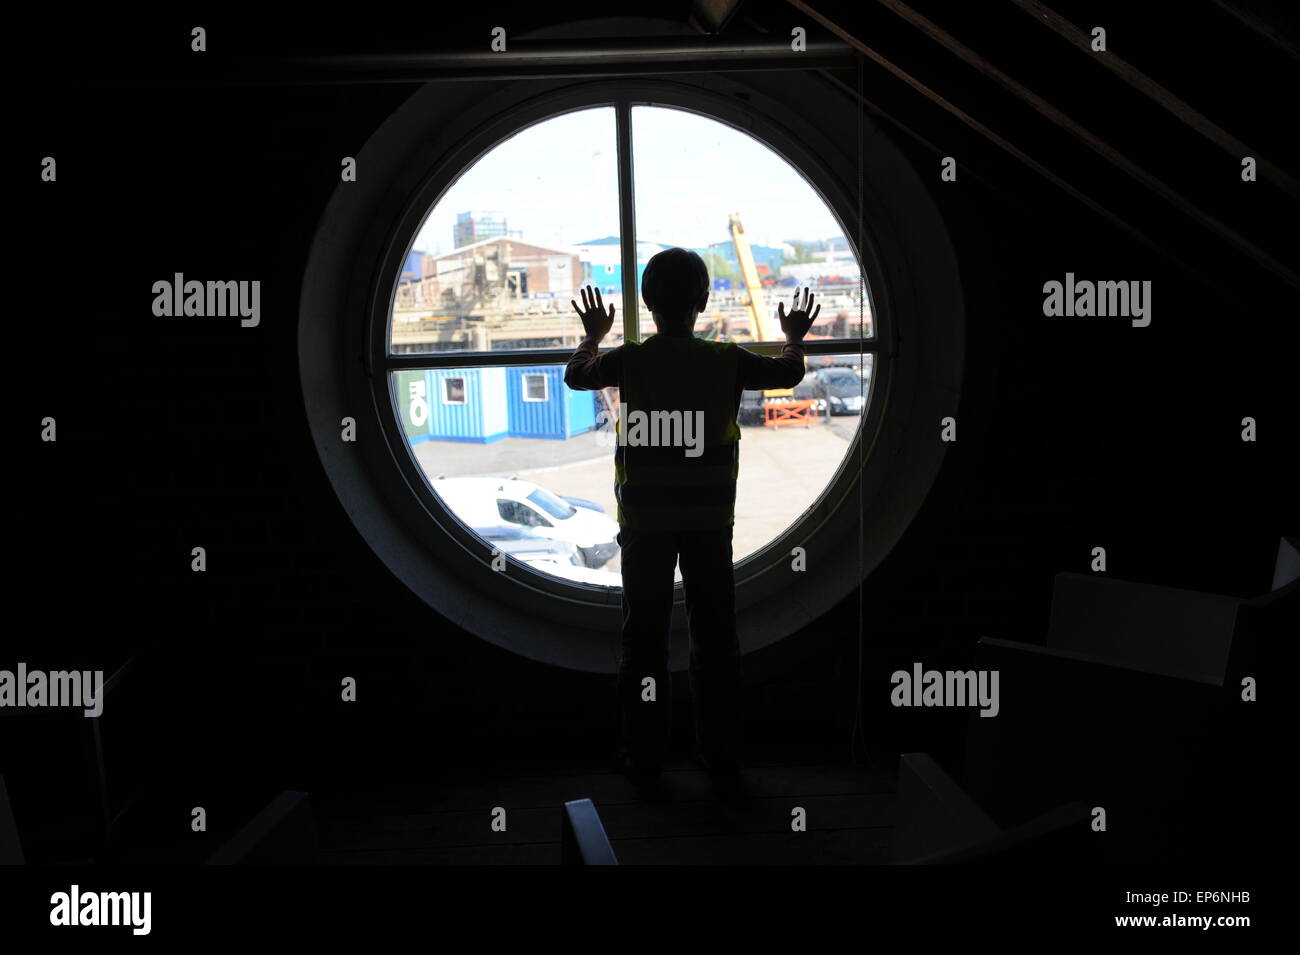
{"left": 411, "top": 105, "right": 848, "bottom": 257}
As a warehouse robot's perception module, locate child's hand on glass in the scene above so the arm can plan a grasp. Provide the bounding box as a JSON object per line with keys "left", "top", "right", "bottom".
{"left": 571, "top": 285, "right": 615, "bottom": 343}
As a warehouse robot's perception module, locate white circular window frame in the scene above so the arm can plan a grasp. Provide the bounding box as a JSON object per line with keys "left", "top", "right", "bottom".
{"left": 299, "top": 67, "right": 963, "bottom": 673}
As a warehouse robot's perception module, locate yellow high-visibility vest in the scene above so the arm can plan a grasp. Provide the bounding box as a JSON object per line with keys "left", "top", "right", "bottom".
{"left": 615, "top": 335, "right": 742, "bottom": 531}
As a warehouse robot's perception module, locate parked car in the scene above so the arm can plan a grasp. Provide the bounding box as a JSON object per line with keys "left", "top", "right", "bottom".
{"left": 810, "top": 367, "right": 869, "bottom": 415}
{"left": 474, "top": 524, "right": 581, "bottom": 564}
{"left": 433, "top": 476, "right": 620, "bottom": 568}
{"left": 474, "top": 523, "right": 621, "bottom": 587}
{"left": 560, "top": 495, "right": 607, "bottom": 514}
{"left": 739, "top": 389, "right": 766, "bottom": 426}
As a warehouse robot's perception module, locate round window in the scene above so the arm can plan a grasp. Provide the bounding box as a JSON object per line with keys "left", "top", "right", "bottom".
{"left": 299, "top": 72, "right": 963, "bottom": 671}
{"left": 387, "top": 103, "right": 878, "bottom": 590}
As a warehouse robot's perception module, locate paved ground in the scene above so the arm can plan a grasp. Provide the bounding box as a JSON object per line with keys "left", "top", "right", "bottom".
{"left": 412, "top": 415, "right": 859, "bottom": 576}
{"left": 412, "top": 428, "right": 614, "bottom": 479}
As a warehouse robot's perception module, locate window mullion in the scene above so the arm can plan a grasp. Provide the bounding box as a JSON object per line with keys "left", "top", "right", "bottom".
{"left": 615, "top": 99, "right": 640, "bottom": 343}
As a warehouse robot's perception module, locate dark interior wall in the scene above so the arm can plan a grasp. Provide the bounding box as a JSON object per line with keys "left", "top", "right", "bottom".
{"left": 12, "top": 3, "right": 1293, "bottom": 820}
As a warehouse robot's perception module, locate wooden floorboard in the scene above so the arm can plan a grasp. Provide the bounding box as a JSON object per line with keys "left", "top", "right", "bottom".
{"left": 612, "top": 827, "right": 893, "bottom": 865}
{"left": 316, "top": 763, "right": 895, "bottom": 814}
{"left": 323, "top": 842, "right": 560, "bottom": 865}
{"left": 315, "top": 760, "right": 897, "bottom": 864}
{"left": 320, "top": 792, "right": 893, "bottom": 851}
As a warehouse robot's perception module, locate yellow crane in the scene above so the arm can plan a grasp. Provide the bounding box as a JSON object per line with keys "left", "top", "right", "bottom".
{"left": 728, "top": 213, "right": 774, "bottom": 341}
{"left": 728, "top": 213, "right": 793, "bottom": 398}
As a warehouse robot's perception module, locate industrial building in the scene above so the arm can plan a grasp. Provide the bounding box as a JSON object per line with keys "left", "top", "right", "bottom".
{"left": 453, "top": 210, "right": 510, "bottom": 248}
{"left": 397, "top": 235, "right": 581, "bottom": 306}
{"left": 704, "top": 235, "right": 787, "bottom": 274}
{"left": 572, "top": 235, "right": 679, "bottom": 293}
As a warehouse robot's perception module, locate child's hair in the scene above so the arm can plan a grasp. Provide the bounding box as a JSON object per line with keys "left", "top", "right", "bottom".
{"left": 642, "top": 247, "right": 710, "bottom": 328}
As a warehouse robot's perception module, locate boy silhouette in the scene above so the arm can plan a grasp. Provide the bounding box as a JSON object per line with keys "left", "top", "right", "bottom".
{"left": 565, "top": 247, "right": 819, "bottom": 794}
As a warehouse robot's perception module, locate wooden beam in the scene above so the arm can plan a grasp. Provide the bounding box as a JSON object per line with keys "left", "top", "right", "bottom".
{"left": 814, "top": 68, "right": 1000, "bottom": 193}
{"left": 238, "top": 36, "right": 857, "bottom": 84}
{"left": 1211, "top": 0, "right": 1300, "bottom": 62}
{"left": 739, "top": 11, "right": 970, "bottom": 184}
{"left": 872, "top": 0, "right": 1300, "bottom": 291}
{"left": 784, "top": 0, "right": 1214, "bottom": 288}
{"left": 1010, "top": 0, "right": 1300, "bottom": 201}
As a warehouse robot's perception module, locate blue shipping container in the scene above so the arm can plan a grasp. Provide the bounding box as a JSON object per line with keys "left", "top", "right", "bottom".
{"left": 398, "top": 366, "right": 597, "bottom": 445}
{"left": 507, "top": 366, "right": 599, "bottom": 439}
{"left": 396, "top": 368, "right": 510, "bottom": 445}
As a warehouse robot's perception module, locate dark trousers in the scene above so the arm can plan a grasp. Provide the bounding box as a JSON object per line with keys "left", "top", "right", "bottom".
{"left": 616, "top": 524, "right": 742, "bottom": 768}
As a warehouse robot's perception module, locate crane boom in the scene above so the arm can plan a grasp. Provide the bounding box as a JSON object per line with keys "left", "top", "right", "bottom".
{"left": 728, "top": 213, "right": 776, "bottom": 342}
{"left": 729, "top": 213, "right": 793, "bottom": 399}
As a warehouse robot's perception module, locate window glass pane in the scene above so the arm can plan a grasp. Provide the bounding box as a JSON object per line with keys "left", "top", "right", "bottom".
{"left": 392, "top": 351, "right": 872, "bottom": 589}
{"left": 632, "top": 105, "right": 872, "bottom": 344}
{"left": 528, "top": 487, "right": 578, "bottom": 520}
{"left": 523, "top": 373, "right": 548, "bottom": 402}
{"left": 391, "top": 107, "right": 624, "bottom": 356}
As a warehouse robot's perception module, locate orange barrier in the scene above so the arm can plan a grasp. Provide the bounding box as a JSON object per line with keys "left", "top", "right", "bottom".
{"left": 764, "top": 398, "right": 819, "bottom": 428}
